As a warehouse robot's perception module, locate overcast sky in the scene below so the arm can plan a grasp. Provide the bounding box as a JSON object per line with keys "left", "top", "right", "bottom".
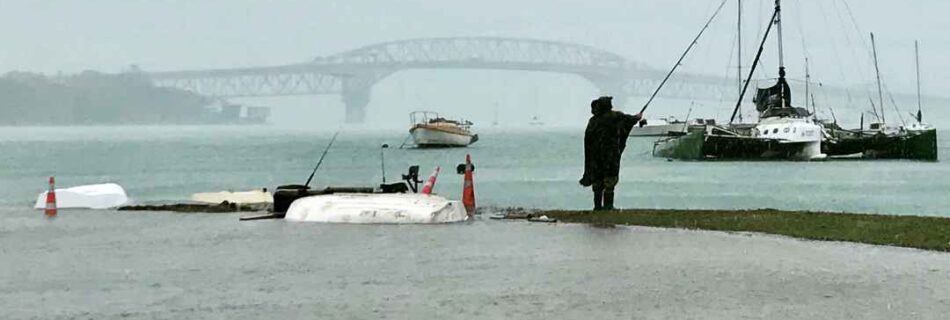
{"left": 2, "top": 0, "right": 947, "bottom": 127}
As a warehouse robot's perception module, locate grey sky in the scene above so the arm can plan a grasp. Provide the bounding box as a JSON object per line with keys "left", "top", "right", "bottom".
{"left": 2, "top": 0, "right": 947, "bottom": 127}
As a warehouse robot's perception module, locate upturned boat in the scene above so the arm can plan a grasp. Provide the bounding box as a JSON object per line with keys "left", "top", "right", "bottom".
{"left": 284, "top": 193, "right": 469, "bottom": 224}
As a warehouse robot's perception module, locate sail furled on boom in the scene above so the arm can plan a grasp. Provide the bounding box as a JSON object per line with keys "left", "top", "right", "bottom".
{"left": 752, "top": 78, "right": 791, "bottom": 112}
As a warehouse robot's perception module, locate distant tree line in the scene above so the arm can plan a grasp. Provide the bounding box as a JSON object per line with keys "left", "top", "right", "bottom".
{"left": 0, "top": 71, "right": 211, "bottom": 125}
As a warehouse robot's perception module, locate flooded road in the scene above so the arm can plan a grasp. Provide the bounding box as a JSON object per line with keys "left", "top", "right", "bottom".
{"left": 2, "top": 209, "right": 949, "bottom": 319}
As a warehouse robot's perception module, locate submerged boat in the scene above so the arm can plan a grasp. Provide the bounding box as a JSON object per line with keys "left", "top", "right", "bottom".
{"left": 409, "top": 111, "right": 478, "bottom": 147}
{"left": 821, "top": 38, "right": 938, "bottom": 161}
{"left": 822, "top": 128, "right": 937, "bottom": 160}
{"left": 653, "top": 0, "right": 825, "bottom": 161}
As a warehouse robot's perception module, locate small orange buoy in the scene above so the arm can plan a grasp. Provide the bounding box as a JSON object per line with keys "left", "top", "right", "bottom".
{"left": 462, "top": 154, "right": 476, "bottom": 215}
{"left": 45, "top": 176, "right": 57, "bottom": 218}
{"left": 420, "top": 167, "right": 441, "bottom": 195}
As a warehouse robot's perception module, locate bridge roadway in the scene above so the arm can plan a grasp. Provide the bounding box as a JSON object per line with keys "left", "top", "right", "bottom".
{"left": 147, "top": 37, "right": 733, "bottom": 123}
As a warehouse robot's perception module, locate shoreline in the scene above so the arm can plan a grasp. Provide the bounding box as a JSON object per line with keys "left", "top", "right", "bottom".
{"left": 513, "top": 208, "right": 950, "bottom": 252}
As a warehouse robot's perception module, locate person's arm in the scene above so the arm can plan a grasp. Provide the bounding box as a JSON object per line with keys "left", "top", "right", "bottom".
{"left": 617, "top": 111, "right": 643, "bottom": 134}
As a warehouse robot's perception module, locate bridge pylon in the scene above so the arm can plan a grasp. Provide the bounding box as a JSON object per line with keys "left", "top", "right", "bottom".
{"left": 340, "top": 75, "right": 379, "bottom": 123}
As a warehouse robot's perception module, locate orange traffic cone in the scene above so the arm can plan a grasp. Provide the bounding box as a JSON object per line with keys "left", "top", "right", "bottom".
{"left": 421, "top": 167, "right": 441, "bottom": 195}
{"left": 462, "top": 154, "right": 476, "bottom": 215}
{"left": 45, "top": 176, "right": 57, "bottom": 218}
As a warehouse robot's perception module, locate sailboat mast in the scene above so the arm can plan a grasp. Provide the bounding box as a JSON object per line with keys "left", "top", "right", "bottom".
{"left": 737, "top": 0, "right": 743, "bottom": 94}
{"left": 870, "top": 32, "right": 886, "bottom": 125}
{"left": 729, "top": 4, "right": 780, "bottom": 123}
{"left": 775, "top": 0, "right": 786, "bottom": 108}
{"left": 737, "top": 0, "right": 743, "bottom": 122}
{"left": 805, "top": 57, "right": 810, "bottom": 114}
{"left": 915, "top": 40, "right": 922, "bottom": 122}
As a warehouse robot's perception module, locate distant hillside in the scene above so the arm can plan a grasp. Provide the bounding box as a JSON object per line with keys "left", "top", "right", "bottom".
{"left": 0, "top": 71, "right": 211, "bottom": 125}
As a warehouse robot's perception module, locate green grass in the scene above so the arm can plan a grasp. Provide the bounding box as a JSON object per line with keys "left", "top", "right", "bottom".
{"left": 540, "top": 209, "right": 950, "bottom": 252}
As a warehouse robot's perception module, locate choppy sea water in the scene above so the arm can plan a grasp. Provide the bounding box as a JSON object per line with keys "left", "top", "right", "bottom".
{"left": 2, "top": 125, "right": 950, "bottom": 319}
{"left": 2, "top": 126, "right": 949, "bottom": 215}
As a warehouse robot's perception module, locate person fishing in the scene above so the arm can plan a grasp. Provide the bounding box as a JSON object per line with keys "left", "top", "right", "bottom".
{"left": 579, "top": 96, "right": 643, "bottom": 211}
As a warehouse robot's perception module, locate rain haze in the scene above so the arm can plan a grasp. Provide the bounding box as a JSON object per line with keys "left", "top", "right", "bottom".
{"left": 1, "top": 0, "right": 948, "bottom": 128}
{"left": 3, "top": 1, "right": 950, "bottom": 319}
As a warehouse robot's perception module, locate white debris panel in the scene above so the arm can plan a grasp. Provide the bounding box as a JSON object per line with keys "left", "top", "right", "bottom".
{"left": 191, "top": 190, "right": 272, "bottom": 204}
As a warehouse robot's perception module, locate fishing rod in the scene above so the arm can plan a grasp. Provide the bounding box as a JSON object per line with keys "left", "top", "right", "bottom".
{"left": 303, "top": 131, "right": 340, "bottom": 188}
{"left": 639, "top": 0, "right": 729, "bottom": 114}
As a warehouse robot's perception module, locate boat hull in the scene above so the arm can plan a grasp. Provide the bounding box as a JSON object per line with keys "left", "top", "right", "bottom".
{"left": 284, "top": 193, "right": 469, "bottom": 224}
{"left": 34, "top": 183, "right": 129, "bottom": 209}
{"left": 654, "top": 130, "right": 825, "bottom": 161}
{"left": 824, "top": 129, "right": 937, "bottom": 161}
{"left": 411, "top": 127, "right": 476, "bottom": 147}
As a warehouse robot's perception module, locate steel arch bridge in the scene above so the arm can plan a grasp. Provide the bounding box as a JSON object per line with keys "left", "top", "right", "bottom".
{"left": 148, "top": 37, "right": 729, "bottom": 123}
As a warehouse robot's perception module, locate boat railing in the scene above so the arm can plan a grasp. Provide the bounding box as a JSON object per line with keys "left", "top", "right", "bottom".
{"left": 410, "top": 111, "right": 441, "bottom": 126}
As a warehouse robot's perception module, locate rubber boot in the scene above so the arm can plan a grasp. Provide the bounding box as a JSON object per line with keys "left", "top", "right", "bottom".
{"left": 592, "top": 190, "right": 604, "bottom": 211}
{"left": 603, "top": 192, "right": 616, "bottom": 210}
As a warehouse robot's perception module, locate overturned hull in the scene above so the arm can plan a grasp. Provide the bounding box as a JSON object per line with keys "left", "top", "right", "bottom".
{"left": 653, "top": 129, "right": 823, "bottom": 161}
{"left": 824, "top": 129, "right": 938, "bottom": 161}
{"left": 284, "top": 193, "right": 469, "bottom": 224}
{"left": 34, "top": 183, "right": 129, "bottom": 209}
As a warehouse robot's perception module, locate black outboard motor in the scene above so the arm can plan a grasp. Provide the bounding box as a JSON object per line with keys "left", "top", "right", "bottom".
{"left": 272, "top": 184, "right": 311, "bottom": 215}
{"left": 379, "top": 165, "right": 422, "bottom": 193}
{"left": 272, "top": 184, "right": 377, "bottom": 214}
{"left": 402, "top": 165, "right": 422, "bottom": 193}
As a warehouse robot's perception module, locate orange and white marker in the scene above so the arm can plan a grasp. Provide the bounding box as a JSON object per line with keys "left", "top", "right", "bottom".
{"left": 462, "top": 154, "right": 476, "bottom": 215}
{"left": 45, "top": 176, "right": 57, "bottom": 218}
{"left": 420, "top": 167, "right": 441, "bottom": 195}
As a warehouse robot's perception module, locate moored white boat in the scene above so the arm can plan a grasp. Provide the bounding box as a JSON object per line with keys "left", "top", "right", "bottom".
{"left": 284, "top": 193, "right": 469, "bottom": 224}
{"left": 409, "top": 111, "right": 478, "bottom": 147}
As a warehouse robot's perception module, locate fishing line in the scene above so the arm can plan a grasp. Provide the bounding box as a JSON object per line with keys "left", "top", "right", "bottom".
{"left": 638, "top": 0, "right": 729, "bottom": 115}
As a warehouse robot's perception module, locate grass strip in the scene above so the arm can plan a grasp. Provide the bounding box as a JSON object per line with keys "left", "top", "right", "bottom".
{"left": 541, "top": 209, "right": 950, "bottom": 252}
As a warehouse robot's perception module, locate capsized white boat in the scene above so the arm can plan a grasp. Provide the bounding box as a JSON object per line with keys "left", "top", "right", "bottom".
{"left": 284, "top": 193, "right": 469, "bottom": 224}
{"left": 409, "top": 111, "right": 478, "bottom": 147}
{"left": 34, "top": 183, "right": 129, "bottom": 209}
{"left": 191, "top": 189, "right": 272, "bottom": 204}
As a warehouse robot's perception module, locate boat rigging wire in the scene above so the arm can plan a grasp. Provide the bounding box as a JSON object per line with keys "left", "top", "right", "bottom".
{"left": 638, "top": 0, "right": 729, "bottom": 115}
{"left": 729, "top": 6, "right": 780, "bottom": 124}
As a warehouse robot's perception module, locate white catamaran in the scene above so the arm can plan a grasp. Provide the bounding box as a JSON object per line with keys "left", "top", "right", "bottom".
{"left": 653, "top": 0, "right": 827, "bottom": 160}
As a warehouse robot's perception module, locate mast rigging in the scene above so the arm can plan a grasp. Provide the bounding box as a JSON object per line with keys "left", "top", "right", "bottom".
{"left": 639, "top": 0, "right": 729, "bottom": 114}
{"left": 729, "top": 2, "right": 780, "bottom": 123}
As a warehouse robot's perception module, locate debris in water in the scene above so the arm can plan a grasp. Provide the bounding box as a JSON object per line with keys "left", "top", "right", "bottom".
{"left": 118, "top": 201, "right": 268, "bottom": 213}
